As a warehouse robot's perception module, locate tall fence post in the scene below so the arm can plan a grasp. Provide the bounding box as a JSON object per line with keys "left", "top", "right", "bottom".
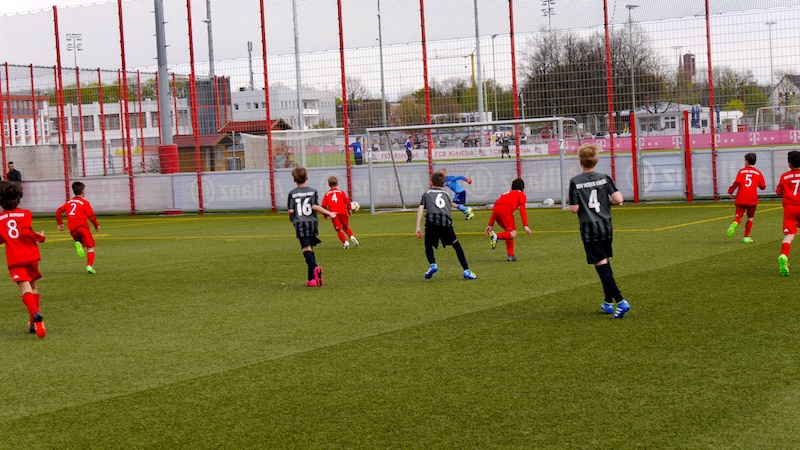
{"left": 53, "top": 8, "right": 71, "bottom": 201}
{"left": 419, "top": 0, "right": 434, "bottom": 177}
{"left": 630, "top": 112, "right": 639, "bottom": 204}
{"left": 705, "top": 0, "right": 718, "bottom": 201}
{"left": 508, "top": 0, "right": 522, "bottom": 179}
{"left": 336, "top": 0, "right": 352, "bottom": 197}
{"left": 603, "top": 0, "right": 616, "bottom": 180}
{"left": 0, "top": 63, "right": 7, "bottom": 176}
{"left": 186, "top": 0, "right": 204, "bottom": 214}
{"left": 683, "top": 110, "right": 693, "bottom": 202}
{"left": 117, "top": 0, "right": 136, "bottom": 214}
{"left": 259, "top": 0, "right": 276, "bottom": 212}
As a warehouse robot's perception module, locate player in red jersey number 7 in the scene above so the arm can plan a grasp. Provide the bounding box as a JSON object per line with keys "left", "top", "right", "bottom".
{"left": 321, "top": 176, "right": 359, "bottom": 249}
{"left": 726, "top": 153, "right": 766, "bottom": 243}
{"left": 0, "top": 181, "right": 47, "bottom": 337}
{"left": 776, "top": 151, "right": 800, "bottom": 276}
{"left": 56, "top": 182, "right": 100, "bottom": 274}
{"left": 485, "top": 178, "right": 532, "bottom": 261}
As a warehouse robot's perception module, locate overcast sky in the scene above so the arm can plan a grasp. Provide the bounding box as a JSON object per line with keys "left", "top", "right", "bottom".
{"left": 0, "top": 1, "right": 796, "bottom": 99}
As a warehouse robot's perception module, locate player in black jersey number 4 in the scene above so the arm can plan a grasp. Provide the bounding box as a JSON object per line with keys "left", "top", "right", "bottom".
{"left": 568, "top": 144, "right": 630, "bottom": 318}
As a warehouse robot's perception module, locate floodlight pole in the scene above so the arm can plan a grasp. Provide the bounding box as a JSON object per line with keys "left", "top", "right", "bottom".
{"left": 766, "top": 21, "right": 776, "bottom": 97}
{"left": 473, "top": 0, "right": 486, "bottom": 146}
{"left": 154, "top": 0, "right": 173, "bottom": 144}
{"left": 491, "top": 34, "right": 498, "bottom": 120}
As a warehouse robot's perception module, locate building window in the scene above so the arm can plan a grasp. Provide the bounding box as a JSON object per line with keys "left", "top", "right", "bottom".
{"left": 104, "top": 114, "right": 121, "bottom": 130}
{"left": 664, "top": 116, "right": 676, "bottom": 130}
{"left": 82, "top": 115, "right": 95, "bottom": 132}
{"left": 234, "top": 104, "right": 239, "bottom": 110}
{"left": 150, "top": 111, "right": 159, "bottom": 128}
{"left": 178, "top": 110, "right": 190, "bottom": 127}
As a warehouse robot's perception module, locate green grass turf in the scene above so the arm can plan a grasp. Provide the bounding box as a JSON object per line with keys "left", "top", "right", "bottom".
{"left": 2, "top": 201, "right": 799, "bottom": 448}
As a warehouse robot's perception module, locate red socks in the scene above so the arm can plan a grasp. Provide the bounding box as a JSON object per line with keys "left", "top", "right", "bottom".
{"left": 782, "top": 243, "right": 791, "bottom": 257}
{"left": 87, "top": 251, "right": 96, "bottom": 266}
{"left": 22, "top": 292, "right": 38, "bottom": 317}
{"left": 497, "top": 231, "right": 512, "bottom": 240}
{"left": 744, "top": 221, "right": 753, "bottom": 237}
{"left": 506, "top": 239, "right": 514, "bottom": 256}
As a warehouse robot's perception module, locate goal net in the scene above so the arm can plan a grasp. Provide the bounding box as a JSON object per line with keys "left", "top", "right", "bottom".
{"left": 363, "top": 117, "right": 584, "bottom": 213}
{"left": 239, "top": 128, "right": 345, "bottom": 170}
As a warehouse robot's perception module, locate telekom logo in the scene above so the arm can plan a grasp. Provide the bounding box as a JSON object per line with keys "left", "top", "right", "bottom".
{"left": 790, "top": 130, "right": 800, "bottom": 143}
{"left": 749, "top": 132, "right": 760, "bottom": 146}
{"left": 671, "top": 136, "right": 681, "bottom": 149}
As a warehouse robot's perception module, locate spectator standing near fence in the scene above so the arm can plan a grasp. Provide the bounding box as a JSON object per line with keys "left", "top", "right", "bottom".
{"left": 776, "top": 150, "right": 800, "bottom": 277}
{"left": 568, "top": 143, "right": 630, "bottom": 319}
{"left": 349, "top": 137, "right": 364, "bottom": 166}
{"left": 405, "top": 136, "right": 413, "bottom": 163}
{"left": 7, "top": 162, "right": 21, "bottom": 182}
{"left": 726, "top": 153, "right": 766, "bottom": 243}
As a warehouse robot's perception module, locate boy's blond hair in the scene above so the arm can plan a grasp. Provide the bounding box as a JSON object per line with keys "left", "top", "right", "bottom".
{"left": 328, "top": 176, "right": 339, "bottom": 187}
{"left": 292, "top": 167, "right": 308, "bottom": 184}
{"left": 578, "top": 144, "right": 599, "bottom": 169}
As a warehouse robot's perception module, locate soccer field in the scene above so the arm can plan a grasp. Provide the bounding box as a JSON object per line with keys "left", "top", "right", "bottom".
{"left": 2, "top": 202, "right": 799, "bottom": 448}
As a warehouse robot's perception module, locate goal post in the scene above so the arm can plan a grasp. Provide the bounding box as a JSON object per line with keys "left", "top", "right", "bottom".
{"left": 364, "top": 117, "right": 581, "bottom": 214}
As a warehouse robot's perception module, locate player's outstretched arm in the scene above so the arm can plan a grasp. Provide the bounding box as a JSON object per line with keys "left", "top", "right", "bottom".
{"left": 523, "top": 226, "right": 532, "bottom": 235}
{"left": 611, "top": 191, "right": 624, "bottom": 206}
{"left": 484, "top": 225, "right": 493, "bottom": 235}
{"left": 312, "top": 204, "right": 336, "bottom": 219}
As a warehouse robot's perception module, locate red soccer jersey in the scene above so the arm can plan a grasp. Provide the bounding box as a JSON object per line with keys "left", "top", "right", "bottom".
{"left": 489, "top": 189, "right": 528, "bottom": 227}
{"left": 56, "top": 197, "right": 99, "bottom": 231}
{"left": 321, "top": 188, "right": 351, "bottom": 215}
{"left": 728, "top": 167, "right": 766, "bottom": 206}
{"left": 777, "top": 168, "right": 800, "bottom": 206}
{"left": 0, "top": 208, "right": 44, "bottom": 268}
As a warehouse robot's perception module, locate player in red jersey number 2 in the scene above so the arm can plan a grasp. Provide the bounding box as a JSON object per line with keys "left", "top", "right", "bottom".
{"left": 0, "top": 181, "right": 47, "bottom": 337}
{"left": 726, "top": 153, "right": 766, "bottom": 243}
{"left": 56, "top": 181, "right": 101, "bottom": 274}
{"left": 321, "top": 176, "right": 359, "bottom": 250}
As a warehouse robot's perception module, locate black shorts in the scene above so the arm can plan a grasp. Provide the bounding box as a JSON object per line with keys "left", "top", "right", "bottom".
{"left": 583, "top": 239, "right": 613, "bottom": 265}
{"left": 298, "top": 235, "right": 321, "bottom": 248}
{"left": 425, "top": 223, "right": 457, "bottom": 249}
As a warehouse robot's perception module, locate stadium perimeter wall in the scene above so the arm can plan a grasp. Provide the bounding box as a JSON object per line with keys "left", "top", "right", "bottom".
{"left": 17, "top": 146, "right": 799, "bottom": 215}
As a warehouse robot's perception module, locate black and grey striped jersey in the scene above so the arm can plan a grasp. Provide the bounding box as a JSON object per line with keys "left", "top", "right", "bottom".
{"left": 568, "top": 171, "right": 618, "bottom": 242}
{"left": 420, "top": 187, "right": 453, "bottom": 227}
{"left": 288, "top": 186, "right": 320, "bottom": 238}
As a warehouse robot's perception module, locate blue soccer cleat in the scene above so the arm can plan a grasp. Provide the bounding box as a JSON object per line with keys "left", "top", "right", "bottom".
{"left": 463, "top": 269, "right": 477, "bottom": 280}
{"left": 613, "top": 300, "right": 631, "bottom": 319}
{"left": 600, "top": 302, "right": 615, "bottom": 314}
{"left": 425, "top": 263, "right": 438, "bottom": 279}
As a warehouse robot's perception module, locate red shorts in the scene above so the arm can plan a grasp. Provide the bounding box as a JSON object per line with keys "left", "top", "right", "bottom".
{"left": 331, "top": 215, "right": 350, "bottom": 233}
{"left": 71, "top": 227, "right": 96, "bottom": 248}
{"left": 783, "top": 205, "right": 800, "bottom": 235}
{"left": 492, "top": 209, "right": 516, "bottom": 231}
{"left": 735, "top": 205, "right": 756, "bottom": 219}
{"left": 9, "top": 262, "right": 42, "bottom": 283}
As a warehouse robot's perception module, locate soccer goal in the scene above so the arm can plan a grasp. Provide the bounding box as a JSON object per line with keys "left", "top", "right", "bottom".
{"left": 363, "top": 117, "right": 584, "bottom": 214}
{"left": 239, "top": 128, "right": 345, "bottom": 170}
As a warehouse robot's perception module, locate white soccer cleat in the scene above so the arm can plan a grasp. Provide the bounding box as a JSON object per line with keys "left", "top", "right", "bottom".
{"left": 350, "top": 235, "right": 359, "bottom": 247}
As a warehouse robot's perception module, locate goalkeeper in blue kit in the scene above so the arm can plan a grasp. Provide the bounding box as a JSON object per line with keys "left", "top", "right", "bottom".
{"left": 440, "top": 168, "right": 474, "bottom": 220}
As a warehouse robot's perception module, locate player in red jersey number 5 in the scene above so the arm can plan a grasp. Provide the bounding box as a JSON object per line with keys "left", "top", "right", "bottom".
{"left": 726, "top": 153, "right": 766, "bottom": 243}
